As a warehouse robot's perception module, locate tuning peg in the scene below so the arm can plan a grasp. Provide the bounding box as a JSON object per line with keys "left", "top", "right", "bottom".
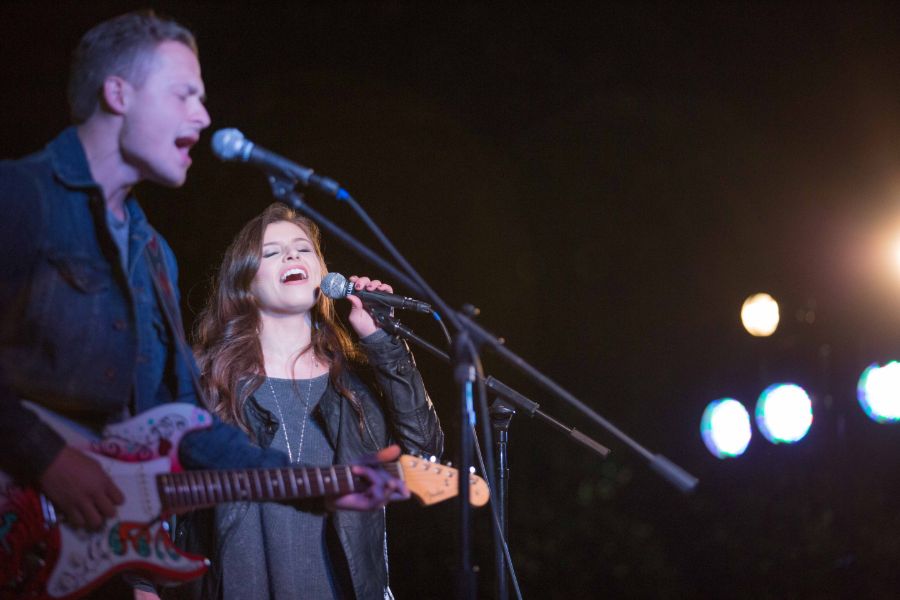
{"left": 428, "top": 455, "right": 437, "bottom": 463}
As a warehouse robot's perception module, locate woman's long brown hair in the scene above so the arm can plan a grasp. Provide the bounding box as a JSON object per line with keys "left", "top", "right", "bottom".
{"left": 194, "top": 202, "right": 364, "bottom": 435}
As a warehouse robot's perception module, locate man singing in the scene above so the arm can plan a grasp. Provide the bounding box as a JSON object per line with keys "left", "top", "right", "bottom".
{"left": 0, "top": 10, "right": 407, "bottom": 598}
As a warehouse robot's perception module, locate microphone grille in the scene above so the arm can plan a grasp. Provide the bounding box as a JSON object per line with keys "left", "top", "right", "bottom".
{"left": 211, "top": 128, "right": 249, "bottom": 161}
{"left": 320, "top": 272, "right": 350, "bottom": 300}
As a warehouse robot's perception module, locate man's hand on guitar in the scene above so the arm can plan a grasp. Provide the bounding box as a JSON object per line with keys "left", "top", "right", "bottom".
{"left": 326, "top": 444, "right": 410, "bottom": 512}
{"left": 39, "top": 445, "right": 124, "bottom": 529}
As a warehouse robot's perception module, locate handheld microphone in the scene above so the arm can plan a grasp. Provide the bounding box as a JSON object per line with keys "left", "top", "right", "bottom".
{"left": 211, "top": 128, "right": 342, "bottom": 197}
{"left": 320, "top": 272, "right": 432, "bottom": 314}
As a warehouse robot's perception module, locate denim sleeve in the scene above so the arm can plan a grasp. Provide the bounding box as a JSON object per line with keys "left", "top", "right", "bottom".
{"left": 178, "top": 417, "right": 290, "bottom": 470}
{"left": 0, "top": 162, "right": 67, "bottom": 481}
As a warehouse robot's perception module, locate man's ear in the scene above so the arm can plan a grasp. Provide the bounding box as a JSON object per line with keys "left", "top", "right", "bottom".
{"left": 101, "top": 76, "right": 130, "bottom": 115}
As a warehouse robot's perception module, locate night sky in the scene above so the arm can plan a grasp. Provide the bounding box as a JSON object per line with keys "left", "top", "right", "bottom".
{"left": 4, "top": 2, "right": 900, "bottom": 597}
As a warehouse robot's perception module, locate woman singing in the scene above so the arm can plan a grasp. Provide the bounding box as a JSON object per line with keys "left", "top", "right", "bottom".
{"left": 191, "top": 202, "right": 443, "bottom": 599}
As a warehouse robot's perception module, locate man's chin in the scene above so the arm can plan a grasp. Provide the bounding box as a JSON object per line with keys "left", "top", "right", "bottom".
{"left": 146, "top": 170, "right": 189, "bottom": 189}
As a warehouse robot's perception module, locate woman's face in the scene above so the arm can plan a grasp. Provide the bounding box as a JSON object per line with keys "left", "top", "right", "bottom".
{"left": 251, "top": 220, "right": 323, "bottom": 317}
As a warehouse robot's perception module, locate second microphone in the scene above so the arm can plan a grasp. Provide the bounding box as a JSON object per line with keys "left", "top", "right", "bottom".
{"left": 320, "top": 272, "right": 432, "bottom": 314}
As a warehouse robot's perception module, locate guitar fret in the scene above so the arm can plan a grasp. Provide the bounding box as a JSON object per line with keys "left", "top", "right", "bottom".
{"left": 225, "top": 471, "right": 241, "bottom": 502}
{"left": 221, "top": 470, "right": 233, "bottom": 502}
{"left": 244, "top": 471, "right": 255, "bottom": 501}
{"left": 273, "top": 470, "right": 282, "bottom": 498}
{"left": 234, "top": 471, "right": 253, "bottom": 500}
{"left": 204, "top": 471, "right": 224, "bottom": 504}
{"left": 201, "top": 471, "right": 213, "bottom": 505}
{"left": 333, "top": 466, "right": 345, "bottom": 494}
{"left": 202, "top": 472, "right": 213, "bottom": 504}
{"left": 275, "top": 468, "right": 287, "bottom": 499}
{"left": 314, "top": 467, "right": 325, "bottom": 496}
{"left": 251, "top": 469, "right": 262, "bottom": 500}
{"left": 342, "top": 466, "right": 354, "bottom": 494}
{"left": 329, "top": 466, "right": 340, "bottom": 495}
{"left": 196, "top": 471, "right": 205, "bottom": 505}
{"left": 177, "top": 473, "right": 191, "bottom": 508}
{"left": 240, "top": 471, "right": 253, "bottom": 500}
{"left": 188, "top": 474, "right": 198, "bottom": 506}
{"left": 170, "top": 475, "right": 181, "bottom": 508}
{"left": 301, "top": 467, "right": 311, "bottom": 497}
{"left": 230, "top": 470, "right": 240, "bottom": 501}
{"left": 262, "top": 469, "right": 274, "bottom": 499}
{"left": 182, "top": 472, "right": 193, "bottom": 507}
{"left": 286, "top": 467, "right": 298, "bottom": 498}
{"left": 206, "top": 471, "right": 225, "bottom": 504}
{"left": 173, "top": 475, "right": 185, "bottom": 509}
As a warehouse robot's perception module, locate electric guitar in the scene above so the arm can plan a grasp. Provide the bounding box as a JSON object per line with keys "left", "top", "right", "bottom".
{"left": 0, "top": 402, "right": 489, "bottom": 599}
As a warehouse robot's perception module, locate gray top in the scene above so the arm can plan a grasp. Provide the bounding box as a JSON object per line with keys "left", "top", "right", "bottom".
{"left": 220, "top": 374, "right": 350, "bottom": 600}
{"left": 105, "top": 207, "right": 130, "bottom": 274}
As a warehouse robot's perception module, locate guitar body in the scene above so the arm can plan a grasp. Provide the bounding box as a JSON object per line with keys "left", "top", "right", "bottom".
{"left": 1, "top": 403, "right": 489, "bottom": 599}
{"left": 1, "top": 403, "right": 212, "bottom": 599}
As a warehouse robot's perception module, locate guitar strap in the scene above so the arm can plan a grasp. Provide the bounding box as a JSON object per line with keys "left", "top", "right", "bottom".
{"left": 143, "top": 233, "right": 207, "bottom": 404}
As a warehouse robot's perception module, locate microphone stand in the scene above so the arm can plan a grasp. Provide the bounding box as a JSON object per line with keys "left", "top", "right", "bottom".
{"left": 452, "top": 330, "right": 477, "bottom": 597}
{"left": 371, "top": 308, "right": 610, "bottom": 600}
{"left": 490, "top": 399, "right": 514, "bottom": 600}
{"left": 373, "top": 313, "right": 611, "bottom": 461}
{"left": 264, "top": 172, "right": 698, "bottom": 598}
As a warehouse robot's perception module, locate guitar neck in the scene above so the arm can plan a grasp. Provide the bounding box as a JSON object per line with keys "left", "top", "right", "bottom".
{"left": 157, "top": 463, "right": 402, "bottom": 511}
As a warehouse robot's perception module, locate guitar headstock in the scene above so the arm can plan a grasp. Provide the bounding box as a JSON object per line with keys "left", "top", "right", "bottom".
{"left": 398, "top": 455, "right": 490, "bottom": 507}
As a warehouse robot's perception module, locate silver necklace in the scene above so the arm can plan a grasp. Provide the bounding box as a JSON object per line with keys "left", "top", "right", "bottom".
{"left": 267, "top": 363, "right": 315, "bottom": 463}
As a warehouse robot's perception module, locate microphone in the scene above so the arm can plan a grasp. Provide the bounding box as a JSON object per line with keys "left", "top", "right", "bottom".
{"left": 211, "top": 128, "right": 341, "bottom": 197}
{"left": 320, "top": 272, "right": 432, "bottom": 314}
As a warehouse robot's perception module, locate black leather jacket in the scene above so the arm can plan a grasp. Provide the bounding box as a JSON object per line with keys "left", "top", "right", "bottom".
{"left": 175, "top": 332, "right": 443, "bottom": 600}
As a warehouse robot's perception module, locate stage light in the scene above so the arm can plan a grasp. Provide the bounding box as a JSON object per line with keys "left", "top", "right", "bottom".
{"left": 741, "top": 293, "right": 779, "bottom": 337}
{"left": 701, "top": 398, "right": 752, "bottom": 458}
{"left": 858, "top": 361, "right": 900, "bottom": 423}
{"left": 755, "top": 383, "right": 813, "bottom": 444}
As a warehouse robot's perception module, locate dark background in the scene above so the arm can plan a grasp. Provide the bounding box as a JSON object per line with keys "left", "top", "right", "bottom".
{"left": 4, "top": 2, "right": 900, "bottom": 598}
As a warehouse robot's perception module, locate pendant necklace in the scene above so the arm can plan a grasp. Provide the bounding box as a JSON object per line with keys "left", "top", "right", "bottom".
{"left": 268, "top": 358, "right": 316, "bottom": 463}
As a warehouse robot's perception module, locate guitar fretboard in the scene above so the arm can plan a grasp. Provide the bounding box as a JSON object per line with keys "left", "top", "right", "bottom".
{"left": 157, "top": 463, "right": 402, "bottom": 511}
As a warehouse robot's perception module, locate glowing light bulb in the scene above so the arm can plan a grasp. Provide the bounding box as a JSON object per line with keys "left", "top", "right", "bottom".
{"left": 701, "top": 398, "right": 752, "bottom": 458}
{"left": 741, "top": 293, "right": 780, "bottom": 337}
{"left": 756, "top": 383, "right": 813, "bottom": 444}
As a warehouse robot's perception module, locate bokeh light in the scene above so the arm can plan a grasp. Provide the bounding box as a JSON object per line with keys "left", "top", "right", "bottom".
{"left": 858, "top": 361, "right": 900, "bottom": 423}
{"left": 701, "top": 398, "right": 752, "bottom": 458}
{"left": 755, "top": 383, "right": 813, "bottom": 444}
{"left": 741, "top": 293, "right": 780, "bottom": 337}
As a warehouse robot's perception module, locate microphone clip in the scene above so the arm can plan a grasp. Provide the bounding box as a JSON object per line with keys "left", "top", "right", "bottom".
{"left": 367, "top": 305, "right": 419, "bottom": 340}
{"left": 366, "top": 304, "right": 396, "bottom": 326}
{"left": 268, "top": 174, "right": 305, "bottom": 206}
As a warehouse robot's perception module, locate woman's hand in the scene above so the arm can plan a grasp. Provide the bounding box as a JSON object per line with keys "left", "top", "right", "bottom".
{"left": 345, "top": 275, "right": 393, "bottom": 338}
{"left": 325, "top": 444, "right": 410, "bottom": 512}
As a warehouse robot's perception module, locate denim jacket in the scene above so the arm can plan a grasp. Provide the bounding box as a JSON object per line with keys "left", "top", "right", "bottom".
{"left": 0, "top": 128, "right": 287, "bottom": 482}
